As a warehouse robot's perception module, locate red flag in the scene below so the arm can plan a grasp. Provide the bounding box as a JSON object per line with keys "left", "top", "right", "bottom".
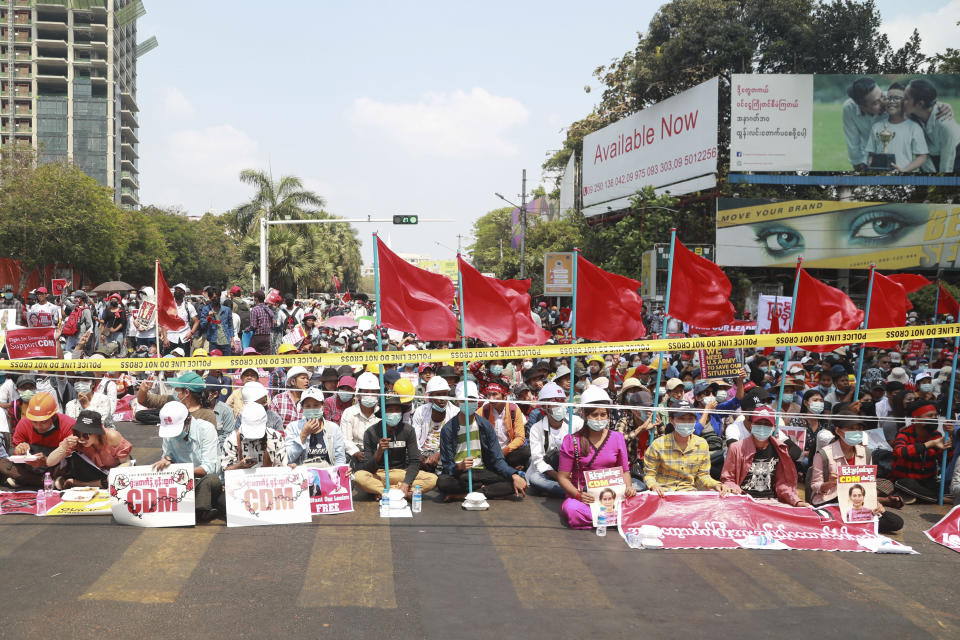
{"left": 937, "top": 283, "right": 960, "bottom": 317}
{"left": 866, "top": 272, "right": 908, "bottom": 347}
{"left": 668, "top": 239, "right": 735, "bottom": 327}
{"left": 457, "top": 257, "right": 549, "bottom": 346}
{"left": 333, "top": 275, "right": 341, "bottom": 292}
{"left": 762, "top": 303, "right": 781, "bottom": 356}
{"left": 342, "top": 290, "right": 351, "bottom": 302}
{"left": 792, "top": 269, "right": 863, "bottom": 352}
{"left": 885, "top": 273, "right": 931, "bottom": 294}
{"left": 156, "top": 263, "right": 186, "bottom": 331}
{"left": 575, "top": 254, "right": 646, "bottom": 341}
{"left": 376, "top": 237, "right": 457, "bottom": 340}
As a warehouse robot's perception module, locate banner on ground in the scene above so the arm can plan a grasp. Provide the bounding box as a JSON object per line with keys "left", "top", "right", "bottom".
{"left": 108, "top": 464, "right": 196, "bottom": 527}
{"left": 582, "top": 77, "right": 718, "bottom": 216}
{"left": 717, "top": 198, "right": 960, "bottom": 270}
{"left": 544, "top": 252, "right": 574, "bottom": 296}
{"left": 224, "top": 467, "right": 312, "bottom": 527}
{"left": 307, "top": 465, "right": 354, "bottom": 515}
{"left": 618, "top": 492, "right": 913, "bottom": 553}
{"left": 42, "top": 488, "right": 113, "bottom": 516}
{"left": 729, "top": 73, "right": 960, "bottom": 176}
{"left": 924, "top": 504, "right": 960, "bottom": 553}
{"left": 5, "top": 327, "right": 57, "bottom": 360}
{"left": 698, "top": 347, "right": 743, "bottom": 379}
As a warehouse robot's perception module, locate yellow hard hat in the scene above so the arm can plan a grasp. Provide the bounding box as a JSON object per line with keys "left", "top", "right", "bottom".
{"left": 192, "top": 348, "right": 209, "bottom": 358}
{"left": 278, "top": 343, "right": 298, "bottom": 354}
{"left": 587, "top": 354, "right": 604, "bottom": 365}
{"left": 393, "top": 378, "right": 416, "bottom": 404}
{"left": 366, "top": 363, "right": 381, "bottom": 373}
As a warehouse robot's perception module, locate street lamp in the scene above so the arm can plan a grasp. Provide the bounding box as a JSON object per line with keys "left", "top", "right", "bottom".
{"left": 495, "top": 191, "right": 527, "bottom": 279}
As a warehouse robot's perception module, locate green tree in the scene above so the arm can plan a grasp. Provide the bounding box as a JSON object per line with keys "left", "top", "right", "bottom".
{"left": 931, "top": 22, "right": 960, "bottom": 73}
{"left": 226, "top": 169, "right": 326, "bottom": 237}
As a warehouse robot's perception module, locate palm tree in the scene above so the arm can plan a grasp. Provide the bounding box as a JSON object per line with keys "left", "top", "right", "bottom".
{"left": 227, "top": 169, "right": 326, "bottom": 238}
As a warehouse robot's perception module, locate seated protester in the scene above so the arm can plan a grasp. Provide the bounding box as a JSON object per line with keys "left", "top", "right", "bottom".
{"left": 233, "top": 382, "right": 284, "bottom": 434}
{"left": 270, "top": 366, "right": 310, "bottom": 432}
{"left": 644, "top": 401, "right": 736, "bottom": 496}
{"left": 438, "top": 381, "right": 528, "bottom": 500}
{"left": 45, "top": 410, "right": 132, "bottom": 489}
{"left": 339, "top": 372, "right": 381, "bottom": 470}
{"left": 914, "top": 370, "right": 936, "bottom": 402}
{"left": 152, "top": 401, "right": 222, "bottom": 521}
{"left": 809, "top": 409, "right": 903, "bottom": 533}
{"left": 789, "top": 389, "right": 829, "bottom": 468}
{"left": 612, "top": 384, "right": 657, "bottom": 491}
{"left": 7, "top": 393, "right": 77, "bottom": 488}
{"left": 412, "top": 376, "right": 459, "bottom": 474}
{"left": 823, "top": 365, "right": 854, "bottom": 407}
{"left": 555, "top": 385, "right": 636, "bottom": 528}
{"left": 527, "top": 382, "right": 583, "bottom": 498}
{"left": 693, "top": 374, "right": 744, "bottom": 479}
{"left": 324, "top": 375, "right": 356, "bottom": 425}
{"left": 137, "top": 371, "right": 218, "bottom": 428}
{"left": 512, "top": 383, "right": 535, "bottom": 419}
{"left": 204, "top": 379, "right": 237, "bottom": 449}
{"left": 721, "top": 406, "right": 807, "bottom": 506}
{"left": 891, "top": 399, "right": 954, "bottom": 503}
{"left": 285, "top": 387, "right": 346, "bottom": 468}
{"left": 226, "top": 366, "right": 261, "bottom": 418}
{"left": 65, "top": 380, "right": 112, "bottom": 425}
{"left": 478, "top": 381, "right": 529, "bottom": 470}
{"left": 355, "top": 393, "right": 437, "bottom": 499}
{"left": 220, "top": 403, "right": 287, "bottom": 482}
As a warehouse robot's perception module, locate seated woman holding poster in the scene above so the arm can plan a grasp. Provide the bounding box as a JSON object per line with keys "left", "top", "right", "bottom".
{"left": 556, "top": 385, "right": 635, "bottom": 529}
{"left": 44, "top": 410, "right": 132, "bottom": 489}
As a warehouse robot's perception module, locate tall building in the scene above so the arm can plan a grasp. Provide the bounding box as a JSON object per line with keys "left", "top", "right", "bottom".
{"left": 0, "top": 0, "right": 152, "bottom": 209}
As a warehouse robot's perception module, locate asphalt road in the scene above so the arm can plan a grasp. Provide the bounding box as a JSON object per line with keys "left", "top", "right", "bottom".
{"left": 1, "top": 421, "right": 958, "bottom": 640}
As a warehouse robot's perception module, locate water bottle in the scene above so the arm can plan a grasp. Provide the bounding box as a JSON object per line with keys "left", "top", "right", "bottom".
{"left": 596, "top": 506, "right": 607, "bottom": 537}
{"left": 44, "top": 472, "right": 54, "bottom": 494}
{"left": 380, "top": 490, "right": 390, "bottom": 517}
{"left": 411, "top": 485, "right": 422, "bottom": 513}
{"left": 37, "top": 471, "right": 54, "bottom": 515}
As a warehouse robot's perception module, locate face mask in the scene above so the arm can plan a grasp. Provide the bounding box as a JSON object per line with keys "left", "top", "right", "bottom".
{"left": 522, "top": 361, "right": 533, "bottom": 370}
{"left": 819, "top": 384, "right": 832, "bottom": 392}
{"left": 759, "top": 366, "right": 768, "bottom": 373}
{"left": 459, "top": 402, "right": 475, "bottom": 417}
{"left": 716, "top": 390, "right": 728, "bottom": 402}
{"left": 920, "top": 383, "right": 933, "bottom": 393}
{"left": 751, "top": 424, "right": 774, "bottom": 441}
{"left": 337, "top": 391, "right": 353, "bottom": 402}
{"left": 550, "top": 406, "right": 567, "bottom": 422}
{"left": 303, "top": 408, "right": 323, "bottom": 420}
{"left": 385, "top": 413, "right": 402, "bottom": 427}
{"left": 18, "top": 390, "right": 35, "bottom": 402}
{"left": 674, "top": 422, "right": 696, "bottom": 437}
{"left": 808, "top": 401, "right": 824, "bottom": 414}
{"left": 75, "top": 383, "right": 92, "bottom": 394}
{"left": 700, "top": 395, "right": 714, "bottom": 405}
{"left": 683, "top": 381, "right": 693, "bottom": 391}
{"left": 431, "top": 402, "right": 446, "bottom": 413}
{"left": 574, "top": 382, "right": 586, "bottom": 392}
{"left": 3, "top": 292, "right": 10, "bottom": 299}
{"left": 586, "top": 418, "right": 608, "bottom": 431}
{"left": 841, "top": 430, "right": 863, "bottom": 446}
{"left": 907, "top": 361, "right": 916, "bottom": 368}
{"left": 489, "top": 365, "right": 503, "bottom": 376}
{"left": 360, "top": 395, "right": 378, "bottom": 408}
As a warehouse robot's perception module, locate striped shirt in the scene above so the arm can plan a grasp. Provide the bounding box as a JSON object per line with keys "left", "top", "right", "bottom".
{"left": 643, "top": 432, "right": 720, "bottom": 492}
{"left": 454, "top": 419, "right": 485, "bottom": 470}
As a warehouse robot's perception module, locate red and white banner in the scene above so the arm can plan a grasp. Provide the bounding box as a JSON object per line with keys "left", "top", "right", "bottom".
{"left": 5, "top": 327, "right": 58, "bottom": 359}
{"left": 924, "top": 505, "right": 960, "bottom": 553}
{"left": 685, "top": 321, "right": 756, "bottom": 336}
{"left": 619, "top": 492, "right": 913, "bottom": 553}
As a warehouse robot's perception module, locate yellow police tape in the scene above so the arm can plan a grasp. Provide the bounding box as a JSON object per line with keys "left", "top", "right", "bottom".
{"left": 0, "top": 323, "right": 956, "bottom": 372}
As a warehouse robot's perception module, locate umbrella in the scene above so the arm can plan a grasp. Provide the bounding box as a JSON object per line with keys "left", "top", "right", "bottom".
{"left": 324, "top": 315, "right": 358, "bottom": 328}
{"left": 91, "top": 280, "right": 135, "bottom": 294}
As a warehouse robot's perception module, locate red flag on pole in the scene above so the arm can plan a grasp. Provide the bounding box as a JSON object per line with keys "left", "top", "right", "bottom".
{"left": 342, "top": 290, "right": 351, "bottom": 303}
{"left": 792, "top": 269, "right": 863, "bottom": 352}
{"left": 575, "top": 254, "right": 646, "bottom": 341}
{"left": 937, "top": 283, "right": 959, "bottom": 317}
{"left": 156, "top": 263, "right": 186, "bottom": 331}
{"left": 762, "top": 303, "right": 782, "bottom": 356}
{"left": 885, "top": 273, "right": 931, "bottom": 294}
{"left": 866, "top": 272, "right": 909, "bottom": 347}
{"left": 457, "top": 256, "right": 549, "bottom": 346}
{"left": 333, "top": 275, "right": 341, "bottom": 292}
{"left": 376, "top": 237, "right": 457, "bottom": 340}
{"left": 668, "top": 239, "right": 735, "bottom": 327}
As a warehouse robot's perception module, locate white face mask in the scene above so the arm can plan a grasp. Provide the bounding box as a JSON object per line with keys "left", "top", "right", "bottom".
{"left": 808, "top": 401, "right": 824, "bottom": 414}
{"left": 715, "top": 390, "right": 728, "bottom": 402}
{"left": 550, "top": 406, "right": 567, "bottom": 422}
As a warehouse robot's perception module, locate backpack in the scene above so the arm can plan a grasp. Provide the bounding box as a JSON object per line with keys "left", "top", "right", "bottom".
{"left": 61, "top": 305, "right": 84, "bottom": 336}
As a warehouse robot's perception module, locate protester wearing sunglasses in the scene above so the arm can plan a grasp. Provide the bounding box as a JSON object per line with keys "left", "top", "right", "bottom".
{"left": 44, "top": 410, "right": 132, "bottom": 489}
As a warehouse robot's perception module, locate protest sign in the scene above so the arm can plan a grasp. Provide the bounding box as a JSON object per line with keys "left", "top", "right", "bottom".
{"left": 108, "top": 464, "right": 196, "bottom": 527}
{"left": 618, "top": 492, "right": 913, "bottom": 553}
{"left": 756, "top": 294, "right": 792, "bottom": 351}
{"left": 51, "top": 279, "right": 67, "bottom": 296}
{"left": 224, "top": 467, "right": 312, "bottom": 527}
{"left": 685, "top": 321, "right": 756, "bottom": 336}
{"left": 905, "top": 340, "right": 927, "bottom": 358}
{"left": 5, "top": 328, "right": 58, "bottom": 360}
{"left": 307, "top": 465, "right": 354, "bottom": 515}
{"left": 133, "top": 300, "right": 156, "bottom": 332}
{"left": 584, "top": 467, "right": 625, "bottom": 526}
{"left": 778, "top": 425, "right": 807, "bottom": 452}
{"left": 282, "top": 325, "right": 307, "bottom": 346}
{"left": 924, "top": 504, "right": 960, "bottom": 553}
{"left": 698, "top": 347, "right": 742, "bottom": 379}
{"left": 544, "top": 252, "right": 574, "bottom": 296}
{"left": 42, "top": 488, "right": 112, "bottom": 516}
{"left": 837, "top": 465, "right": 879, "bottom": 524}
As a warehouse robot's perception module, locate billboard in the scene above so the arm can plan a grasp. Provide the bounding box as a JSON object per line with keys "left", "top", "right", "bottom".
{"left": 731, "top": 74, "right": 960, "bottom": 174}
{"left": 582, "top": 77, "right": 718, "bottom": 216}
{"left": 419, "top": 260, "right": 458, "bottom": 284}
{"left": 543, "top": 252, "right": 574, "bottom": 296}
{"left": 716, "top": 198, "right": 960, "bottom": 270}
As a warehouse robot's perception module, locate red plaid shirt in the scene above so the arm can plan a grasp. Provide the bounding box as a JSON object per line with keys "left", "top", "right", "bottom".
{"left": 270, "top": 390, "right": 302, "bottom": 431}
{"left": 891, "top": 424, "right": 953, "bottom": 481}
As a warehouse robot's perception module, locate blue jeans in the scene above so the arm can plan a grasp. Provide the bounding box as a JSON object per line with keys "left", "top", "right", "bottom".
{"left": 526, "top": 467, "right": 566, "bottom": 497}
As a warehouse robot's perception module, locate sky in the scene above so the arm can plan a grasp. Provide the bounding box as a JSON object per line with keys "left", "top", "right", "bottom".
{"left": 134, "top": 0, "right": 959, "bottom": 267}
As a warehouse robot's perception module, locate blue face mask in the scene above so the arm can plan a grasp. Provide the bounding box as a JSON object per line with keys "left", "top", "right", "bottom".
{"left": 489, "top": 365, "right": 503, "bottom": 376}
{"left": 674, "top": 421, "right": 696, "bottom": 437}
{"left": 841, "top": 430, "right": 863, "bottom": 446}
{"left": 751, "top": 424, "right": 774, "bottom": 441}
{"left": 683, "top": 381, "right": 693, "bottom": 391}
{"left": 385, "top": 413, "right": 402, "bottom": 427}
{"left": 303, "top": 408, "right": 323, "bottom": 420}
{"left": 431, "top": 402, "right": 446, "bottom": 413}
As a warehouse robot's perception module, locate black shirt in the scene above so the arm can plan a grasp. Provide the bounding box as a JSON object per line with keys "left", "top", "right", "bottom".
{"left": 741, "top": 444, "right": 778, "bottom": 500}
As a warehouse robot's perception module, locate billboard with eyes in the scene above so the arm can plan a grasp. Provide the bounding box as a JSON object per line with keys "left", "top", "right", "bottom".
{"left": 715, "top": 198, "right": 960, "bottom": 270}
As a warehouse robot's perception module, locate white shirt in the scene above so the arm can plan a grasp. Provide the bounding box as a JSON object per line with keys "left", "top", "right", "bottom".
{"left": 411, "top": 402, "right": 459, "bottom": 450}
{"left": 65, "top": 392, "right": 112, "bottom": 423}
{"left": 27, "top": 302, "right": 61, "bottom": 328}
{"left": 166, "top": 301, "right": 197, "bottom": 343}
{"left": 528, "top": 415, "right": 583, "bottom": 474}
{"left": 338, "top": 403, "right": 380, "bottom": 456}
{"left": 0, "top": 378, "right": 17, "bottom": 433}
{"left": 95, "top": 377, "right": 118, "bottom": 417}
{"left": 491, "top": 407, "right": 508, "bottom": 447}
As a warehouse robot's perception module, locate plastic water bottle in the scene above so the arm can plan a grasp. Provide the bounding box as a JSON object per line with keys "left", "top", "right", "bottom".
{"left": 596, "top": 506, "right": 607, "bottom": 537}
{"left": 44, "top": 472, "right": 54, "bottom": 494}
{"left": 380, "top": 490, "right": 390, "bottom": 517}
{"left": 411, "top": 485, "right": 422, "bottom": 513}
{"left": 38, "top": 472, "right": 54, "bottom": 515}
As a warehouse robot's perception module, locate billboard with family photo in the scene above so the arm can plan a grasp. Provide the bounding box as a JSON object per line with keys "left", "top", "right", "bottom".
{"left": 730, "top": 74, "right": 960, "bottom": 176}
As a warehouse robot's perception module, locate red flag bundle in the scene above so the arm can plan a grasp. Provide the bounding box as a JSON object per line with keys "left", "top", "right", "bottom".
{"left": 668, "top": 239, "right": 735, "bottom": 327}
{"left": 156, "top": 262, "right": 186, "bottom": 331}
{"left": 333, "top": 275, "right": 341, "bottom": 292}
{"left": 457, "top": 257, "right": 550, "bottom": 346}
{"left": 937, "top": 283, "right": 959, "bottom": 318}
{"left": 376, "top": 237, "right": 457, "bottom": 340}
{"left": 865, "top": 272, "right": 908, "bottom": 348}
{"left": 575, "top": 254, "right": 645, "bottom": 341}
{"left": 761, "top": 304, "right": 782, "bottom": 356}
{"left": 342, "top": 290, "right": 352, "bottom": 303}
{"left": 792, "top": 269, "right": 863, "bottom": 352}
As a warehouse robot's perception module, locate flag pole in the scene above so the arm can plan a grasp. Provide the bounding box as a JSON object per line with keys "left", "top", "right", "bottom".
{"left": 651, "top": 228, "right": 677, "bottom": 427}
{"left": 854, "top": 264, "right": 876, "bottom": 399}
{"left": 372, "top": 234, "right": 390, "bottom": 489}
{"left": 939, "top": 335, "right": 959, "bottom": 505}
{"left": 931, "top": 270, "right": 942, "bottom": 356}
{"left": 456, "top": 254, "right": 473, "bottom": 494}
{"left": 776, "top": 257, "right": 803, "bottom": 413}
{"left": 567, "top": 250, "right": 579, "bottom": 435}
{"left": 154, "top": 260, "right": 161, "bottom": 357}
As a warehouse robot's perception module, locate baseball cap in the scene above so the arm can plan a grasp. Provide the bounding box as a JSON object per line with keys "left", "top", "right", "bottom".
{"left": 241, "top": 381, "right": 268, "bottom": 403}
{"left": 426, "top": 376, "right": 450, "bottom": 394}
{"left": 752, "top": 405, "right": 777, "bottom": 426}
{"left": 338, "top": 375, "right": 357, "bottom": 390}
{"left": 670, "top": 400, "right": 697, "bottom": 418}
{"left": 35, "top": 286, "right": 48, "bottom": 294}
{"left": 239, "top": 403, "right": 268, "bottom": 440}
{"left": 168, "top": 371, "right": 206, "bottom": 393}
{"left": 230, "top": 285, "right": 242, "bottom": 295}
{"left": 297, "top": 387, "right": 324, "bottom": 409}
{"left": 665, "top": 378, "right": 684, "bottom": 391}
{"left": 693, "top": 380, "right": 716, "bottom": 396}
{"left": 73, "top": 410, "right": 104, "bottom": 434}
{"left": 158, "top": 402, "right": 189, "bottom": 438}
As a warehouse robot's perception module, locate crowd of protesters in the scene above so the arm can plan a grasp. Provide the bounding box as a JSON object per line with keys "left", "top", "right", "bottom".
{"left": 0, "top": 282, "right": 956, "bottom": 532}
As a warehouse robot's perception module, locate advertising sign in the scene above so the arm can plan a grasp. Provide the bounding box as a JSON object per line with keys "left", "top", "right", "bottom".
{"left": 307, "top": 465, "right": 354, "bottom": 515}
{"left": 5, "top": 327, "right": 58, "bottom": 360}
{"left": 224, "top": 467, "right": 312, "bottom": 527}
{"left": 543, "top": 252, "right": 574, "bottom": 296}
{"left": 717, "top": 198, "right": 960, "bottom": 270}
{"left": 730, "top": 73, "right": 960, "bottom": 175}
{"left": 582, "top": 77, "right": 718, "bottom": 215}
{"left": 108, "top": 464, "right": 196, "bottom": 527}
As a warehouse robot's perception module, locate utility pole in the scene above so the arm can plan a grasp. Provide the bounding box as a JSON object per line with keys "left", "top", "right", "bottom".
{"left": 520, "top": 169, "right": 527, "bottom": 279}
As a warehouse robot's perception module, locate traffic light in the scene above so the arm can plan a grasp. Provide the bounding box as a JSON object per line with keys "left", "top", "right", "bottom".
{"left": 393, "top": 215, "right": 418, "bottom": 225}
